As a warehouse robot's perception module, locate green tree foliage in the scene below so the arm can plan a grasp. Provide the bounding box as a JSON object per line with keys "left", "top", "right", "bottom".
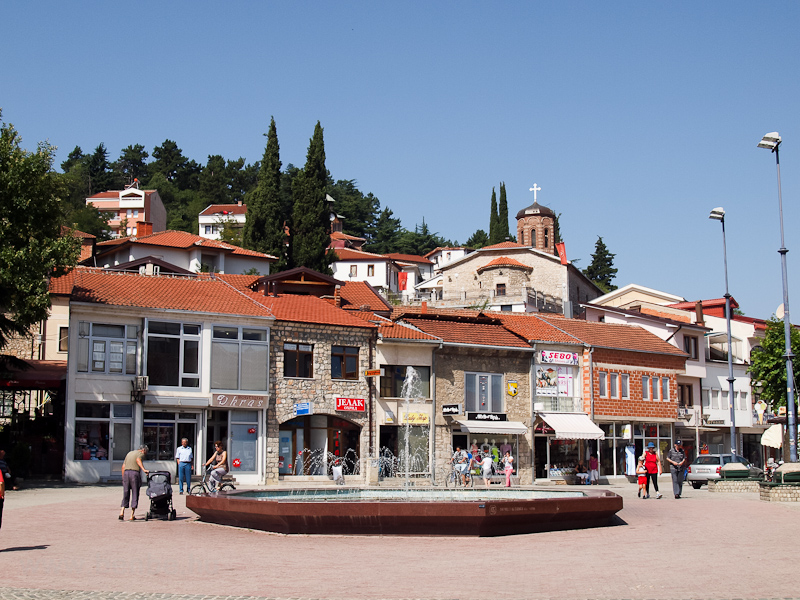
{"left": 150, "top": 139, "right": 200, "bottom": 190}
{"left": 86, "top": 143, "right": 121, "bottom": 194}
{"left": 291, "top": 122, "right": 333, "bottom": 273}
{"left": 114, "top": 144, "right": 149, "bottom": 187}
{"left": 583, "top": 236, "right": 618, "bottom": 292}
{"left": 396, "top": 219, "right": 450, "bottom": 256}
{"left": 488, "top": 187, "right": 500, "bottom": 244}
{"left": 367, "top": 207, "right": 403, "bottom": 254}
{"left": 497, "top": 182, "right": 510, "bottom": 241}
{"left": 199, "top": 155, "right": 229, "bottom": 205}
{"left": 553, "top": 212, "right": 563, "bottom": 245}
{"left": 465, "top": 229, "right": 489, "bottom": 249}
{"left": 0, "top": 112, "right": 80, "bottom": 352}
{"left": 329, "top": 179, "right": 380, "bottom": 242}
{"left": 749, "top": 317, "right": 800, "bottom": 409}
{"left": 243, "top": 118, "right": 289, "bottom": 270}
{"left": 69, "top": 204, "right": 111, "bottom": 240}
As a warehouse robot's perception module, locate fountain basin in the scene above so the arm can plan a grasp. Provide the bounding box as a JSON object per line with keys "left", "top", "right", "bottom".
{"left": 186, "top": 488, "right": 623, "bottom": 537}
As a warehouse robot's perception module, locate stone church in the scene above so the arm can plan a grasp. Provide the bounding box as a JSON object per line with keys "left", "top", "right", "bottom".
{"left": 435, "top": 193, "right": 602, "bottom": 314}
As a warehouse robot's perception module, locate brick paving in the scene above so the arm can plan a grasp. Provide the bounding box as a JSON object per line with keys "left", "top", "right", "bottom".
{"left": 0, "top": 478, "right": 798, "bottom": 600}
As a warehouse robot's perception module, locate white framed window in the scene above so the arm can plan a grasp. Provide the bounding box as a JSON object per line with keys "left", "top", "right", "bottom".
{"left": 350, "top": 265, "right": 357, "bottom": 277}
{"left": 684, "top": 336, "right": 699, "bottom": 359}
{"left": 76, "top": 322, "right": 138, "bottom": 375}
{"left": 661, "top": 377, "right": 669, "bottom": 401}
{"left": 738, "top": 391, "right": 748, "bottom": 411}
{"left": 652, "top": 377, "right": 660, "bottom": 401}
{"left": 642, "top": 376, "right": 650, "bottom": 400}
{"left": 722, "top": 390, "right": 729, "bottom": 410}
{"left": 367, "top": 264, "right": 374, "bottom": 277}
{"left": 621, "top": 374, "right": 629, "bottom": 399}
{"left": 465, "top": 372, "right": 503, "bottom": 413}
{"left": 211, "top": 325, "right": 269, "bottom": 391}
{"left": 146, "top": 320, "right": 201, "bottom": 388}
{"left": 702, "top": 388, "right": 711, "bottom": 409}
{"left": 711, "top": 389, "right": 720, "bottom": 410}
{"left": 599, "top": 372, "right": 607, "bottom": 397}
{"left": 133, "top": 209, "right": 139, "bottom": 218}
{"left": 58, "top": 326, "right": 69, "bottom": 352}
{"left": 610, "top": 373, "right": 618, "bottom": 398}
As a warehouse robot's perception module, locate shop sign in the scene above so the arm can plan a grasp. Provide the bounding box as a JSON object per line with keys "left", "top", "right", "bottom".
{"left": 468, "top": 412, "right": 508, "bottom": 422}
{"left": 540, "top": 350, "right": 579, "bottom": 365}
{"left": 535, "top": 366, "right": 558, "bottom": 396}
{"left": 442, "top": 403, "right": 462, "bottom": 416}
{"left": 708, "top": 419, "right": 724, "bottom": 425}
{"left": 507, "top": 381, "right": 518, "bottom": 397}
{"left": 385, "top": 410, "right": 395, "bottom": 423}
{"left": 294, "top": 402, "right": 313, "bottom": 416}
{"left": 232, "top": 458, "right": 241, "bottom": 469}
{"left": 620, "top": 424, "right": 632, "bottom": 440}
{"left": 336, "top": 397, "right": 365, "bottom": 412}
{"left": 401, "top": 412, "right": 430, "bottom": 425}
{"left": 211, "top": 393, "right": 267, "bottom": 409}
{"left": 364, "top": 369, "right": 383, "bottom": 377}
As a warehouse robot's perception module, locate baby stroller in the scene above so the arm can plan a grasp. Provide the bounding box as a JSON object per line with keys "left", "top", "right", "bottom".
{"left": 144, "top": 471, "right": 176, "bottom": 521}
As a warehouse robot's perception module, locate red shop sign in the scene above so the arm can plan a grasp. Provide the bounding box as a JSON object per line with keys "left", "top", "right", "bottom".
{"left": 336, "top": 397, "right": 365, "bottom": 412}
{"left": 248, "top": 428, "right": 256, "bottom": 434}
{"left": 232, "top": 458, "right": 241, "bottom": 468}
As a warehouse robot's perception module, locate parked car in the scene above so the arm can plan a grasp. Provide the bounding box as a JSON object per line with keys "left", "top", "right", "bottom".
{"left": 686, "top": 454, "right": 763, "bottom": 488}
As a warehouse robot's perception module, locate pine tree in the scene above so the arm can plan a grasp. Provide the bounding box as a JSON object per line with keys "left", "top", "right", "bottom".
{"left": 291, "top": 121, "right": 332, "bottom": 273}
{"left": 498, "top": 182, "right": 510, "bottom": 241}
{"left": 465, "top": 229, "right": 489, "bottom": 249}
{"left": 367, "top": 207, "right": 403, "bottom": 254}
{"left": 583, "top": 236, "right": 618, "bottom": 292}
{"left": 243, "top": 118, "right": 289, "bottom": 270}
{"left": 489, "top": 187, "right": 500, "bottom": 244}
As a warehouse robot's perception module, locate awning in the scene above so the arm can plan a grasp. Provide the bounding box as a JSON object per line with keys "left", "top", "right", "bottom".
{"left": 0, "top": 359, "right": 67, "bottom": 390}
{"left": 453, "top": 419, "right": 528, "bottom": 435}
{"left": 535, "top": 412, "right": 605, "bottom": 440}
{"left": 761, "top": 424, "right": 783, "bottom": 449}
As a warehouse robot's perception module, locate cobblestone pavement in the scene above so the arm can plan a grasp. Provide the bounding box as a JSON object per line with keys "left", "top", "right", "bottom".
{"left": 1, "top": 478, "right": 798, "bottom": 600}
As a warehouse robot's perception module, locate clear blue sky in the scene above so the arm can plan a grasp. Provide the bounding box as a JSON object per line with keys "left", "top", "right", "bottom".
{"left": 4, "top": 2, "right": 799, "bottom": 320}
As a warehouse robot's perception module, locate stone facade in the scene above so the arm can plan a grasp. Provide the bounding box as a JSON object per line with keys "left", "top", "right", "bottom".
{"left": 266, "top": 321, "right": 375, "bottom": 482}
{"left": 759, "top": 482, "right": 800, "bottom": 502}
{"left": 708, "top": 479, "right": 761, "bottom": 493}
{"left": 517, "top": 213, "right": 555, "bottom": 254}
{"left": 433, "top": 347, "right": 534, "bottom": 484}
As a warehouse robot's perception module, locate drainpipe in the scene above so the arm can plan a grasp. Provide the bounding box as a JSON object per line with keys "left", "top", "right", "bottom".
{"left": 368, "top": 332, "right": 376, "bottom": 459}
{"left": 431, "top": 341, "right": 441, "bottom": 484}
{"left": 588, "top": 346, "right": 595, "bottom": 420}
{"left": 530, "top": 343, "right": 537, "bottom": 483}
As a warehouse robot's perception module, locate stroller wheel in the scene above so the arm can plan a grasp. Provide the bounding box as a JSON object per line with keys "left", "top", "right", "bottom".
{"left": 168, "top": 510, "right": 176, "bottom": 521}
{"left": 145, "top": 512, "right": 150, "bottom": 521}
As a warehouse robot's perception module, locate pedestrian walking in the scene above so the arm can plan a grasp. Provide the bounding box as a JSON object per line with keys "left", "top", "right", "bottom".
{"left": 119, "top": 445, "right": 149, "bottom": 521}
{"left": 667, "top": 439, "right": 687, "bottom": 498}
{"left": 0, "top": 464, "right": 5, "bottom": 530}
{"left": 589, "top": 452, "right": 599, "bottom": 484}
{"left": 503, "top": 451, "right": 514, "bottom": 487}
{"left": 636, "top": 455, "right": 647, "bottom": 498}
{"left": 175, "top": 438, "right": 193, "bottom": 495}
{"left": 643, "top": 442, "right": 662, "bottom": 499}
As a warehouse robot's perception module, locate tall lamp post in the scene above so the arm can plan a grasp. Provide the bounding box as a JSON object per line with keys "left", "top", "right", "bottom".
{"left": 709, "top": 207, "right": 738, "bottom": 455}
{"left": 758, "top": 132, "right": 797, "bottom": 463}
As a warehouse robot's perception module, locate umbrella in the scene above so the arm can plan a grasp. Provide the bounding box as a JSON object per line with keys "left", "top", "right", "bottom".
{"left": 761, "top": 424, "right": 783, "bottom": 449}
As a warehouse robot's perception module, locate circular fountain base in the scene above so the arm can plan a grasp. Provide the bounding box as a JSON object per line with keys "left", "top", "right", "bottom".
{"left": 187, "top": 488, "right": 623, "bottom": 537}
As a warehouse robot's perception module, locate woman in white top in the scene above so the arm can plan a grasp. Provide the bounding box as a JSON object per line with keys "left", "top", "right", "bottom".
{"left": 480, "top": 453, "right": 494, "bottom": 488}
{"left": 503, "top": 451, "right": 514, "bottom": 487}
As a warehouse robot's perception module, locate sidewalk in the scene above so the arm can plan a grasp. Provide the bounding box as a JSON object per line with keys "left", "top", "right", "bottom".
{"left": 1, "top": 478, "right": 798, "bottom": 600}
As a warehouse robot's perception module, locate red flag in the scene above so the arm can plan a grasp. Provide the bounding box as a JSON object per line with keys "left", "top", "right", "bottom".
{"left": 555, "top": 242, "right": 567, "bottom": 265}
{"left": 398, "top": 272, "right": 408, "bottom": 291}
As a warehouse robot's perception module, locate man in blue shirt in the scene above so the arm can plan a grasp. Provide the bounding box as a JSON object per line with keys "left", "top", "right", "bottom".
{"left": 175, "top": 438, "right": 193, "bottom": 495}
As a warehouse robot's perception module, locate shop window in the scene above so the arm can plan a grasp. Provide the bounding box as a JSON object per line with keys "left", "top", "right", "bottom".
{"left": 380, "top": 366, "right": 431, "bottom": 398}
{"left": 683, "top": 336, "right": 699, "bottom": 359}
{"left": 146, "top": 321, "right": 201, "bottom": 388}
{"left": 74, "top": 402, "right": 110, "bottom": 461}
{"left": 76, "top": 322, "right": 138, "bottom": 375}
{"left": 58, "top": 326, "right": 69, "bottom": 352}
{"left": 143, "top": 411, "right": 177, "bottom": 461}
{"left": 284, "top": 343, "right": 313, "bottom": 378}
{"left": 465, "top": 372, "right": 503, "bottom": 413}
{"left": 230, "top": 410, "right": 258, "bottom": 473}
{"left": 211, "top": 325, "right": 269, "bottom": 391}
{"left": 331, "top": 346, "right": 359, "bottom": 380}
{"left": 661, "top": 378, "right": 669, "bottom": 401}
{"left": 642, "top": 376, "right": 649, "bottom": 400}
{"left": 599, "top": 372, "right": 607, "bottom": 397}
{"left": 609, "top": 373, "right": 618, "bottom": 398}
{"left": 621, "top": 374, "right": 629, "bottom": 399}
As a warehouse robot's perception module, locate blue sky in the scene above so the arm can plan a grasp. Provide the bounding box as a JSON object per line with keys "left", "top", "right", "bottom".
{"left": 3, "top": 2, "right": 800, "bottom": 320}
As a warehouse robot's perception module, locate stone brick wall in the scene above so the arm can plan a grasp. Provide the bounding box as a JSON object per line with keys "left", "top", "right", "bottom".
{"left": 265, "top": 321, "right": 375, "bottom": 482}
{"left": 587, "top": 348, "right": 684, "bottom": 421}
{"left": 708, "top": 479, "right": 761, "bottom": 493}
{"left": 517, "top": 214, "right": 555, "bottom": 254}
{"left": 760, "top": 482, "right": 800, "bottom": 502}
{"left": 433, "top": 347, "right": 533, "bottom": 484}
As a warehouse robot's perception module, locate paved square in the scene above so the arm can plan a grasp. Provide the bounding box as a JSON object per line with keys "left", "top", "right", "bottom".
{"left": 0, "top": 479, "right": 797, "bottom": 600}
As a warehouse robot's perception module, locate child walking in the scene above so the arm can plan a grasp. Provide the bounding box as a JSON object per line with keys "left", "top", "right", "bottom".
{"left": 636, "top": 455, "right": 647, "bottom": 498}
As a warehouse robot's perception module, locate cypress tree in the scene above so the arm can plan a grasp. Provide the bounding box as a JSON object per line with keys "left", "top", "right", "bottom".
{"left": 291, "top": 121, "right": 333, "bottom": 273}
{"left": 489, "top": 187, "right": 500, "bottom": 244}
{"left": 498, "top": 182, "right": 510, "bottom": 241}
{"left": 583, "top": 236, "right": 618, "bottom": 293}
{"left": 243, "top": 117, "right": 289, "bottom": 270}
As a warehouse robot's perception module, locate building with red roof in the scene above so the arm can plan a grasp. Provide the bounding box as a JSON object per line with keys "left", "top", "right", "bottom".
{"left": 86, "top": 185, "right": 166, "bottom": 239}
{"left": 198, "top": 202, "right": 247, "bottom": 240}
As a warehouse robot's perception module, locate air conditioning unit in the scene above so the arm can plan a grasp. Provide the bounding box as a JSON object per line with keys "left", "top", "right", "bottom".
{"left": 132, "top": 376, "right": 149, "bottom": 392}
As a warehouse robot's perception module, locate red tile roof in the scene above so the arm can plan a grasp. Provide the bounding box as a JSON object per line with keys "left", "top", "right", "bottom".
{"left": 330, "top": 231, "right": 365, "bottom": 241}
{"left": 477, "top": 257, "right": 532, "bottom": 273}
{"left": 481, "top": 241, "right": 528, "bottom": 250}
{"left": 491, "top": 313, "right": 582, "bottom": 344}
{"left": 379, "top": 322, "right": 441, "bottom": 341}
{"left": 423, "top": 246, "right": 470, "bottom": 258}
{"left": 259, "top": 295, "right": 376, "bottom": 329}
{"left": 199, "top": 204, "right": 247, "bottom": 216}
{"left": 333, "top": 248, "right": 388, "bottom": 261}
{"left": 383, "top": 253, "right": 433, "bottom": 265}
{"left": 88, "top": 190, "right": 159, "bottom": 199}
{"left": 668, "top": 298, "right": 739, "bottom": 310}
{"left": 402, "top": 317, "right": 531, "bottom": 349}
{"left": 96, "top": 230, "right": 276, "bottom": 259}
{"left": 339, "top": 281, "right": 392, "bottom": 312}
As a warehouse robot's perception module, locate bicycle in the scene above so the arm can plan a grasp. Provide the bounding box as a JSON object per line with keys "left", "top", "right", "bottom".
{"left": 444, "top": 462, "right": 474, "bottom": 488}
{"left": 190, "top": 465, "right": 236, "bottom": 495}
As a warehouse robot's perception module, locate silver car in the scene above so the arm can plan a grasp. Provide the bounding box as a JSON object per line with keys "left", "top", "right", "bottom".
{"left": 686, "top": 454, "right": 763, "bottom": 488}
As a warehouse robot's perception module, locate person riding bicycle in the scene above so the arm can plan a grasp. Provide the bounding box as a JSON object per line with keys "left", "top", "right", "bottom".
{"left": 450, "top": 446, "right": 469, "bottom": 486}
{"left": 204, "top": 441, "right": 228, "bottom": 491}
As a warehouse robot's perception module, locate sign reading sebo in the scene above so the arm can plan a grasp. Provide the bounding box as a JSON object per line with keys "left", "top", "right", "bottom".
{"left": 540, "top": 350, "right": 579, "bottom": 365}
{"left": 336, "top": 397, "right": 365, "bottom": 412}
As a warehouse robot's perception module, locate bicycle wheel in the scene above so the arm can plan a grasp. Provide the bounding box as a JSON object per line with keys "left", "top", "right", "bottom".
{"left": 220, "top": 482, "right": 236, "bottom": 492}
{"left": 190, "top": 483, "right": 204, "bottom": 495}
{"left": 467, "top": 472, "right": 474, "bottom": 488}
{"left": 445, "top": 470, "right": 456, "bottom": 488}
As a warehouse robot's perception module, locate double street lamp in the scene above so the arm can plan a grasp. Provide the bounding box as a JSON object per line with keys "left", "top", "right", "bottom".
{"left": 708, "top": 207, "right": 738, "bottom": 455}
{"left": 758, "top": 132, "right": 797, "bottom": 463}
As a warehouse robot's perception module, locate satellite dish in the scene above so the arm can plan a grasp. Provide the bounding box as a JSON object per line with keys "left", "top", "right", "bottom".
{"left": 776, "top": 304, "right": 785, "bottom": 319}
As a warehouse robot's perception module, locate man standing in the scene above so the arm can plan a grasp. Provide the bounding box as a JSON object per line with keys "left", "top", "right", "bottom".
{"left": 667, "top": 439, "right": 687, "bottom": 499}
{"left": 175, "top": 438, "right": 193, "bottom": 495}
{"left": 119, "top": 445, "right": 149, "bottom": 521}
{"left": 450, "top": 446, "right": 469, "bottom": 486}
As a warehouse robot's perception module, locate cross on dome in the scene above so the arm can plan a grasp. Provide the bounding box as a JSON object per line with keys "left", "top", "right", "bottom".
{"left": 529, "top": 183, "right": 542, "bottom": 202}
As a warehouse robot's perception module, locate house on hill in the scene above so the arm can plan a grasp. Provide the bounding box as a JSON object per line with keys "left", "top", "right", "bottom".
{"left": 86, "top": 186, "right": 166, "bottom": 239}
{"left": 198, "top": 202, "right": 247, "bottom": 240}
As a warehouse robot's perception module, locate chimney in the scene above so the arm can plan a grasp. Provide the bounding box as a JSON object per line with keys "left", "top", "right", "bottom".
{"left": 334, "top": 285, "right": 341, "bottom": 308}
{"left": 138, "top": 221, "right": 153, "bottom": 237}
{"left": 238, "top": 200, "right": 243, "bottom": 207}
{"left": 694, "top": 301, "right": 705, "bottom": 327}
{"left": 421, "top": 301, "right": 428, "bottom": 314}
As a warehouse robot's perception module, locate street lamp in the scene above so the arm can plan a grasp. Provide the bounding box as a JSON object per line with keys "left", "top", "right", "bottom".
{"left": 709, "top": 207, "right": 738, "bottom": 455}
{"left": 758, "top": 132, "right": 797, "bottom": 462}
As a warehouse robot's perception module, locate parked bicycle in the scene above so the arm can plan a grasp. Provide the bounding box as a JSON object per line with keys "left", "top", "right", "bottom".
{"left": 190, "top": 465, "right": 236, "bottom": 495}
{"left": 444, "top": 463, "right": 474, "bottom": 488}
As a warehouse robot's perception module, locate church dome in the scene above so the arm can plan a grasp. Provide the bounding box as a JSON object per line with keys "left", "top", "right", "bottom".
{"left": 515, "top": 201, "right": 555, "bottom": 220}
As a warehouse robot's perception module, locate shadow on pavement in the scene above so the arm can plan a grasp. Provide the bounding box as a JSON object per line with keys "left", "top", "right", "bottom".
{"left": 0, "top": 544, "right": 50, "bottom": 553}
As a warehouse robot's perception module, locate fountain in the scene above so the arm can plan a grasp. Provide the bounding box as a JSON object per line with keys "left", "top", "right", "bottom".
{"left": 187, "top": 367, "right": 623, "bottom": 536}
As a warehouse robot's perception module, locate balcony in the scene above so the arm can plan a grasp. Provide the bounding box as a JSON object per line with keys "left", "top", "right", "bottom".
{"left": 534, "top": 396, "right": 584, "bottom": 413}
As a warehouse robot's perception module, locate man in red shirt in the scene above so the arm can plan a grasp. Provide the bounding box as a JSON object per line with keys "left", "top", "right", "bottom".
{"left": 643, "top": 442, "right": 662, "bottom": 499}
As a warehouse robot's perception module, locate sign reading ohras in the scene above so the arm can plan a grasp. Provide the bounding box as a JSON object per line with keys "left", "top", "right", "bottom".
{"left": 211, "top": 394, "right": 267, "bottom": 408}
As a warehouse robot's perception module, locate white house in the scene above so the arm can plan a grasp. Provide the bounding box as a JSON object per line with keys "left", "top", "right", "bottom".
{"left": 331, "top": 248, "right": 399, "bottom": 296}
{"left": 198, "top": 202, "right": 247, "bottom": 240}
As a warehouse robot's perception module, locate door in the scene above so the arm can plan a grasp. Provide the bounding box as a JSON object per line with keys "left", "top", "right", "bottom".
{"left": 111, "top": 421, "right": 132, "bottom": 475}
{"left": 278, "top": 431, "right": 293, "bottom": 475}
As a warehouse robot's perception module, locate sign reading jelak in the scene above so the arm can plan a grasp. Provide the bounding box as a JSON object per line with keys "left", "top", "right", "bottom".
{"left": 336, "top": 397, "right": 365, "bottom": 412}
